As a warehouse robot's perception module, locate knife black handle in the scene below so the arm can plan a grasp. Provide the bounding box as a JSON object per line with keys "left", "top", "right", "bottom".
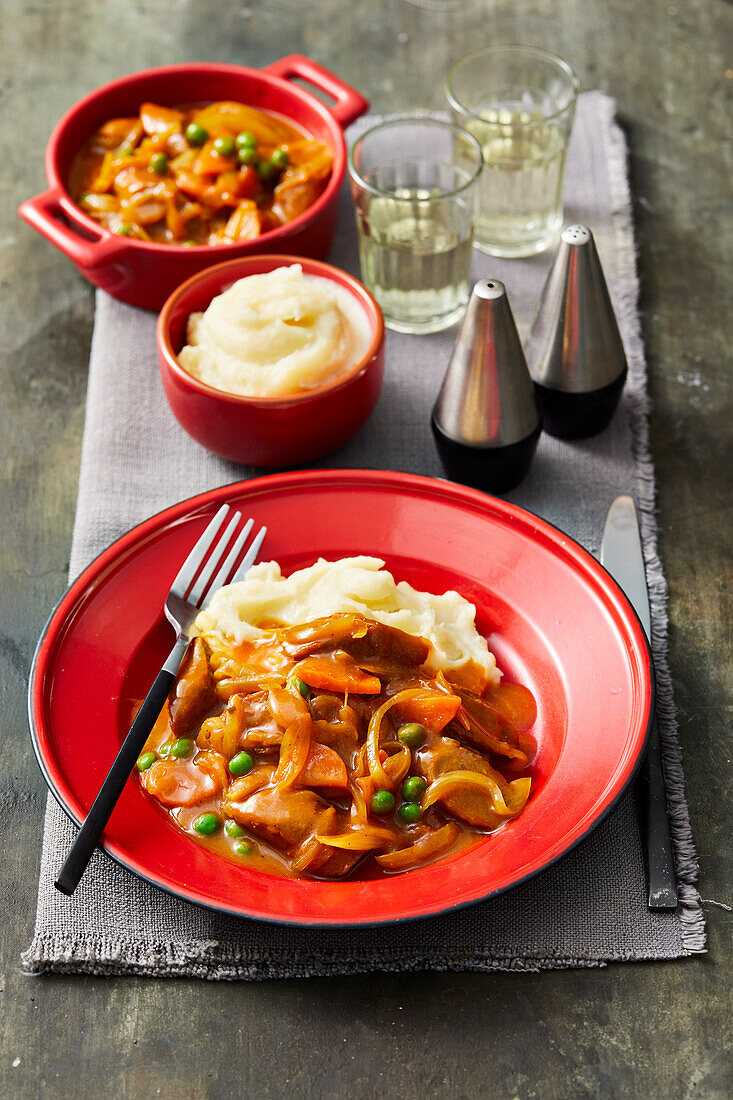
{"left": 643, "top": 715, "right": 678, "bottom": 910}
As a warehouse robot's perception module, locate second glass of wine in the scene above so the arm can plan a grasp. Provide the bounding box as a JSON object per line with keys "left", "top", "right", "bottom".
{"left": 348, "top": 118, "right": 483, "bottom": 334}
{"left": 446, "top": 46, "right": 579, "bottom": 258}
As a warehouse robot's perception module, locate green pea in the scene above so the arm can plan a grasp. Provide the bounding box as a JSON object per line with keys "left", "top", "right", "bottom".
{"left": 118, "top": 143, "right": 134, "bottom": 157}
{"left": 237, "top": 147, "right": 259, "bottom": 167}
{"left": 397, "top": 802, "right": 422, "bottom": 825}
{"left": 397, "top": 722, "right": 425, "bottom": 748}
{"left": 293, "top": 677, "right": 310, "bottom": 699}
{"left": 171, "top": 737, "right": 194, "bottom": 758}
{"left": 149, "top": 152, "right": 168, "bottom": 175}
{"left": 193, "top": 812, "right": 220, "bottom": 836}
{"left": 117, "top": 223, "right": 133, "bottom": 236}
{"left": 236, "top": 130, "right": 257, "bottom": 149}
{"left": 370, "top": 790, "right": 395, "bottom": 815}
{"left": 224, "top": 819, "right": 246, "bottom": 838}
{"left": 213, "top": 134, "right": 236, "bottom": 158}
{"left": 257, "top": 160, "right": 276, "bottom": 185}
{"left": 270, "top": 147, "right": 289, "bottom": 169}
{"left": 229, "top": 751, "right": 254, "bottom": 777}
{"left": 136, "top": 752, "right": 157, "bottom": 772}
{"left": 185, "top": 122, "right": 208, "bottom": 146}
{"left": 401, "top": 775, "right": 427, "bottom": 801}
{"left": 234, "top": 840, "right": 254, "bottom": 857}
{"left": 182, "top": 240, "right": 198, "bottom": 247}
{"left": 158, "top": 741, "right": 174, "bottom": 757}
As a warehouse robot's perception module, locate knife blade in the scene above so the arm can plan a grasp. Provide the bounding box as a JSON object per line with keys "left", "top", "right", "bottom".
{"left": 601, "top": 495, "right": 678, "bottom": 910}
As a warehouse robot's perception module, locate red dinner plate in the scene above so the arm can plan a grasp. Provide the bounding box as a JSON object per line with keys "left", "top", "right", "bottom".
{"left": 29, "top": 470, "right": 653, "bottom": 927}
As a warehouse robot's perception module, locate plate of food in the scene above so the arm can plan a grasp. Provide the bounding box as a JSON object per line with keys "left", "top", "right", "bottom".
{"left": 29, "top": 470, "right": 653, "bottom": 926}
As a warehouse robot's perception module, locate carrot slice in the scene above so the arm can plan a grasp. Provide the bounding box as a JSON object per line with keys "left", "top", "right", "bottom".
{"left": 393, "top": 690, "right": 461, "bottom": 733}
{"left": 293, "top": 653, "right": 381, "bottom": 695}
{"left": 174, "top": 168, "right": 210, "bottom": 201}
{"left": 482, "top": 682, "right": 538, "bottom": 732}
{"left": 194, "top": 139, "right": 236, "bottom": 176}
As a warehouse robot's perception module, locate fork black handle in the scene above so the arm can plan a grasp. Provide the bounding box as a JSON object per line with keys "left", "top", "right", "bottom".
{"left": 55, "top": 636, "right": 188, "bottom": 896}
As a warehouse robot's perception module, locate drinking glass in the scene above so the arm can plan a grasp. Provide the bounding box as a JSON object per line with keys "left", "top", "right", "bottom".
{"left": 445, "top": 46, "right": 579, "bottom": 257}
{"left": 348, "top": 118, "right": 483, "bottom": 333}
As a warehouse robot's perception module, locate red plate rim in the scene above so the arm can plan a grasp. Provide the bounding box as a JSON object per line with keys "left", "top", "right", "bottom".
{"left": 28, "top": 469, "right": 654, "bottom": 927}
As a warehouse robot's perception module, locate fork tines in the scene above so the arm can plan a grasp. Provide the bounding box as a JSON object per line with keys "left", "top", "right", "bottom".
{"left": 173, "top": 504, "right": 266, "bottom": 608}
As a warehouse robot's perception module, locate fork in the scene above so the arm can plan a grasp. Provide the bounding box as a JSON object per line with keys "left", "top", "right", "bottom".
{"left": 54, "top": 504, "right": 266, "bottom": 896}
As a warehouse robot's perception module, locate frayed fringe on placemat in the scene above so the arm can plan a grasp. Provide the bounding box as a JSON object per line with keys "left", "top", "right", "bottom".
{"left": 603, "top": 99, "right": 705, "bottom": 955}
{"left": 22, "top": 931, "right": 615, "bottom": 980}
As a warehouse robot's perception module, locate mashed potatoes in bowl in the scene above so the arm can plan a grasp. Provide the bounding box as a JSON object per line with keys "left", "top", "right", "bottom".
{"left": 178, "top": 264, "right": 372, "bottom": 398}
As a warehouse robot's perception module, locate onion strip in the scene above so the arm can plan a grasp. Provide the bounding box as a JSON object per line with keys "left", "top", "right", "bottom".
{"left": 224, "top": 766, "right": 274, "bottom": 808}
{"left": 366, "top": 689, "right": 428, "bottom": 789}
{"left": 349, "top": 775, "right": 373, "bottom": 826}
{"left": 457, "top": 704, "right": 529, "bottom": 765}
{"left": 315, "top": 827, "right": 396, "bottom": 851}
{"left": 381, "top": 742, "right": 412, "bottom": 786}
{"left": 422, "top": 771, "right": 531, "bottom": 817}
{"left": 291, "top": 836, "right": 323, "bottom": 873}
{"left": 376, "top": 822, "right": 461, "bottom": 871}
{"left": 274, "top": 716, "right": 312, "bottom": 788}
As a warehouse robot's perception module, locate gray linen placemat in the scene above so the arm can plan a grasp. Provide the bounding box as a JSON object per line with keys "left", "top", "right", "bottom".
{"left": 24, "top": 93, "right": 705, "bottom": 978}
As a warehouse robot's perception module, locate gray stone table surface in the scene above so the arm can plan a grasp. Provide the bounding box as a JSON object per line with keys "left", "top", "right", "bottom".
{"left": 1, "top": 1, "right": 731, "bottom": 1097}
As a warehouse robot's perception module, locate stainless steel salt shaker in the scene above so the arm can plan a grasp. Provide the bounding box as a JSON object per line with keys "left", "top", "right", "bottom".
{"left": 526, "top": 224, "right": 627, "bottom": 438}
{"left": 431, "top": 279, "right": 541, "bottom": 493}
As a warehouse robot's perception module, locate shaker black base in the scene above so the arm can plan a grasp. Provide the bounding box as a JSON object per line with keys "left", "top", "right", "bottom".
{"left": 533, "top": 369, "right": 627, "bottom": 439}
{"left": 431, "top": 417, "right": 542, "bottom": 494}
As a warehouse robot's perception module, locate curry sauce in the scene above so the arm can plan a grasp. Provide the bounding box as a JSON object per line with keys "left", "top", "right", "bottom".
{"left": 137, "top": 614, "right": 537, "bottom": 879}
{"left": 69, "top": 100, "right": 332, "bottom": 244}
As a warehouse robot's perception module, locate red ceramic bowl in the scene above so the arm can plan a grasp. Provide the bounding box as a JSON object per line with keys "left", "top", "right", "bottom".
{"left": 157, "top": 254, "right": 385, "bottom": 467}
{"left": 18, "top": 57, "right": 368, "bottom": 310}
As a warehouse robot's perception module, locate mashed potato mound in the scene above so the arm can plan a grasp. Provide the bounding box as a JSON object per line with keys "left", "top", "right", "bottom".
{"left": 195, "top": 556, "right": 500, "bottom": 688}
{"left": 178, "top": 264, "right": 371, "bottom": 398}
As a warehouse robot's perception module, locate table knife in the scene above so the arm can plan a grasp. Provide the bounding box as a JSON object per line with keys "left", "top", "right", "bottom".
{"left": 601, "top": 495, "right": 678, "bottom": 910}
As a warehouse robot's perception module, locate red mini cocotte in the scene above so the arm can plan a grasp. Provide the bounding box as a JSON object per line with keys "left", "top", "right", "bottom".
{"left": 18, "top": 57, "right": 368, "bottom": 309}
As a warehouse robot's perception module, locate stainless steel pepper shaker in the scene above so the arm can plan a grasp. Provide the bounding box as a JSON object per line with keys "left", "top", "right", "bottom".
{"left": 526, "top": 224, "right": 627, "bottom": 438}
{"left": 431, "top": 279, "right": 541, "bottom": 493}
